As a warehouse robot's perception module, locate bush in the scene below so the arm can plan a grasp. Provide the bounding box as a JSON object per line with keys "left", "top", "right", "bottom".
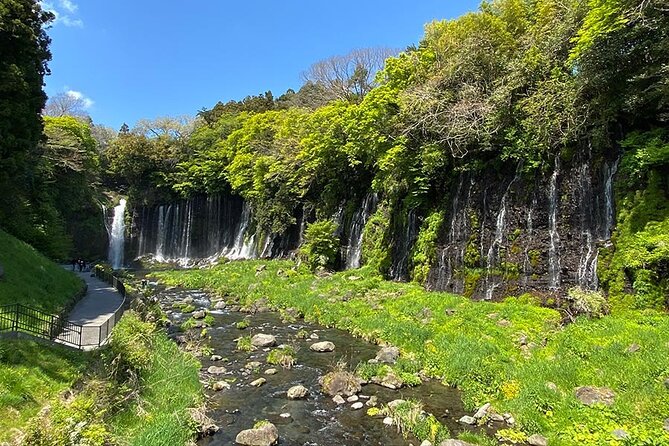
{"left": 300, "top": 220, "right": 339, "bottom": 271}
{"left": 107, "top": 311, "right": 155, "bottom": 377}
{"left": 565, "top": 287, "right": 609, "bottom": 319}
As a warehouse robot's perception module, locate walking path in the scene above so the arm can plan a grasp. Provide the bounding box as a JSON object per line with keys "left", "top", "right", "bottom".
{"left": 64, "top": 270, "right": 125, "bottom": 347}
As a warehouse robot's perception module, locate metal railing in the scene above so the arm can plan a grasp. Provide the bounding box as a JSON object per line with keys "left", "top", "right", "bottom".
{"left": 0, "top": 303, "right": 84, "bottom": 348}
{"left": 0, "top": 268, "right": 134, "bottom": 349}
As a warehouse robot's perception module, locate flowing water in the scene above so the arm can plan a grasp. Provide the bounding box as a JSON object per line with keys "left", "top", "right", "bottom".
{"left": 108, "top": 198, "right": 127, "bottom": 269}
{"left": 344, "top": 194, "right": 378, "bottom": 270}
{"left": 547, "top": 157, "right": 561, "bottom": 289}
{"left": 153, "top": 286, "right": 500, "bottom": 446}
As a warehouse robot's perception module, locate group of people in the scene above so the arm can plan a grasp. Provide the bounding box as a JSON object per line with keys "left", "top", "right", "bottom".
{"left": 71, "top": 258, "right": 89, "bottom": 272}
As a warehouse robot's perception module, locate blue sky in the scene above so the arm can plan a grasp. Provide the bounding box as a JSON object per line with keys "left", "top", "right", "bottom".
{"left": 41, "top": 0, "right": 481, "bottom": 130}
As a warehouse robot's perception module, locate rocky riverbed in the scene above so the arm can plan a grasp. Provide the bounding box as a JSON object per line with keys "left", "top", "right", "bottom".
{"left": 155, "top": 286, "right": 505, "bottom": 446}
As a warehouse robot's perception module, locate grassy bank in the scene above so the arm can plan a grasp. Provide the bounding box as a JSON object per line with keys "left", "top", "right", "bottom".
{"left": 0, "top": 340, "right": 90, "bottom": 442}
{"left": 0, "top": 229, "right": 82, "bottom": 311}
{"left": 153, "top": 260, "right": 669, "bottom": 446}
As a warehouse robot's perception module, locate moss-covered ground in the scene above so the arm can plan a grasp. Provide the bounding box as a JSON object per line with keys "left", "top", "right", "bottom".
{"left": 153, "top": 260, "right": 669, "bottom": 445}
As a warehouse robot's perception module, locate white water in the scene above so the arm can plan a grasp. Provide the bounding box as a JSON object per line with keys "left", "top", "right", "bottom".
{"left": 483, "top": 173, "right": 518, "bottom": 300}
{"left": 548, "top": 156, "right": 561, "bottom": 289}
{"left": 603, "top": 158, "right": 619, "bottom": 239}
{"left": 108, "top": 198, "right": 127, "bottom": 269}
{"left": 344, "top": 193, "right": 378, "bottom": 269}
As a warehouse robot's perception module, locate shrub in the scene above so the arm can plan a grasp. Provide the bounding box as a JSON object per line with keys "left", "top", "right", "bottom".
{"left": 300, "top": 220, "right": 339, "bottom": 271}
{"left": 267, "top": 346, "right": 296, "bottom": 368}
{"left": 565, "top": 287, "right": 609, "bottom": 319}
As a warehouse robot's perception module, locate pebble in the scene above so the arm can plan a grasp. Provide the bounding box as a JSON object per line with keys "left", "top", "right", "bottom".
{"left": 420, "top": 441, "right": 433, "bottom": 446}
{"left": 383, "top": 417, "right": 394, "bottom": 426}
{"left": 210, "top": 355, "right": 223, "bottom": 361}
{"left": 310, "top": 341, "right": 335, "bottom": 352}
{"left": 351, "top": 402, "right": 364, "bottom": 410}
{"left": 264, "top": 368, "right": 278, "bottom": 375}
{"left": 333, "top": 395, "right": 346, "bottom": 405}
{"left": 207, "top": 366, "right": 227, "bottom": 375}
{"left": 309, "top": 333, "right": 320, "bottom": 340}
{"left": 346, "top": 395, "right": 359, "bottom": 402}
{"left": 280, "top": 413, "right": 291, "bottom": 418}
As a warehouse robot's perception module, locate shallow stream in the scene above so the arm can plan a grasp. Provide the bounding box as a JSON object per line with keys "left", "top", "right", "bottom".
{"left": 156, "top": 287, "right": 497, "bottom": 446}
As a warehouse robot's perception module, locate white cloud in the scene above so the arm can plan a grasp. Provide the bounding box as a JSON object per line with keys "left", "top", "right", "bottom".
{"left": 39, "top": 0, "right": 83, "bottom": 27}
{"left": 59, "top": 0, "right": 78, "bottom": 13}
{"left": 67, "top": 90, "right": 94, "bottom": 109}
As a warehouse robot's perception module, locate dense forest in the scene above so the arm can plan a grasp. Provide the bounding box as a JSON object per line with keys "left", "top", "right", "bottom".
{"left": 2, "top": 0, "right": 668, "bottom": 307}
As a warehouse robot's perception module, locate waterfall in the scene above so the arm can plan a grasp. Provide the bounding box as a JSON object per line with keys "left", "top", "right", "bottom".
{"left": 108, "top": 199, "right": 127, "bottom": 269}
{"left": 548, "top": 156, "right": 561, "bottom": 289}
{"left": 483, "top": 173, "right": 518, "bottom": 300}
{"left": 576, "top": 149, "right": 598, "bottom": 289}
{"left": 522, "top": 194, "right": 537, "bottom": 286}
{"left": 344, "top": 193, "right": 378, "bottom": 269}
{"left": 389, "top": 208, "right": 417, "bottom": 281}
{"left": 602, "top": 158, "right": 619, "bottom": 239}
{"left": 228, "top": 202, "right": 254, "bottom": 260}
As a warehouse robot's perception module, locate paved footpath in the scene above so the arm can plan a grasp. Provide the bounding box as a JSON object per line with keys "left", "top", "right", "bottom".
{"left": 65, "top": 270, "right": 125, "bottom": 347}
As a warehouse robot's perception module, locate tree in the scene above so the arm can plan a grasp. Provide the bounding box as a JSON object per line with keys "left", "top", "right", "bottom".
{"left": 43, "top": 91, "right": 89, "bottom": 117}
{"left": 0, "top": 0, "right": 55, "bottom": 248}
{"left": 301, "top": 47, "right": 398, "bottom": 102}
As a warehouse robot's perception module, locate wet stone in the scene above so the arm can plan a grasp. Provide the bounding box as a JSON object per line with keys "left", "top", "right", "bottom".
{"left": 193, "top": 310, "right": 206, "bottom": 319}
{"left": 250, "top": 378, "right": 266, "bottom": 387}
{"left": 351, "top": 402, "right": 364, "bottom": 410}
{"left": 235, "top": 422, "right": 279, "bottom": 446}
{"left": 251, "top": 334, "right": 277, "bottom": 348}
{"left": 346, "top": 395, "right": 359, "bottom": 402}
{"left": 287, "top": 385, "right": 308, "bottom": 400}
{"left": 207, "top": 366, "right": 227, "bottom": 375}
{"left": 212, "top": 381, "right": 230, "bottom": 391}
{"left": 210, "top": 354, "right": 223, "bottom": 361}
{"left": 458, "top": 415, "right": 476, "bottom": 425}
{"left": 333, "top": 395, "right": 346, "bottom": 405}
{"left": 310, "top": 341, "right": 335, "bottom": 352}
{"left": 264, "top": 368, "right": 278, "bottom": 375}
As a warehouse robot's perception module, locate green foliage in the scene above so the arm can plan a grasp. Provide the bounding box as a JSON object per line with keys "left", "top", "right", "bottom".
{"left": 565, "top": 287, "right": 609, "bottom": 318}
{"left": 0, "top": 340, "right": 89, "bottom": 443}
{"left": 236, "top": 335, "right": 255, "bottom": 352}
{"left": 381, "top": 399, "right": 450, "bottom": 443}
{"left": 360, "top": 204, "right": 392, "bottom": 274}
{"left": 153, "top": 260, "right": 669, "bottom": 445}
{"left": 266, "top": 345, "right": 296, "bottom": 369}
{"left": 300, "top": 220, "right": 339, "bottom": 271}
{"left": 411, "top": 210, "right": 444, "bottom": 284}
{"left": 235, "top": 319, "right": 250, "bottom": 329}
{"left": 601, "top": 130, "right": 669, "bottom": 310}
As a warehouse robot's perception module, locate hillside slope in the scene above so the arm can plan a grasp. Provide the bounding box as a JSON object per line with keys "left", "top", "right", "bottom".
{"left": 0, "top": 228, "right": 83, "bottom": 312}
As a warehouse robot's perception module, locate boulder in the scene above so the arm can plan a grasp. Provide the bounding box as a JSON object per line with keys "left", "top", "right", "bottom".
{"left": 214, "top": 301, "right": 227, "bottom": 310}
{"left": 207, "top": 366, "right": 227, "bottom": 375}
{"left": 251, "top": 334, "right": 277, "bottom": 348}
{"left": 264, "top": 368, "right": 278, "bottom": 375}
{"left": 473, "top": 402, "right": 490, "bottom": 419}
{"left": 375, "top": 346, "right": 400, "bottom": 364}
{"left": 612, "top": 429, "right": 629, "bottom": 440}
{"left": 575, "top": 386, "right": 616, "bottom": 406}
{"left": 458, "top": 415, "right": 476, "bottom": 425}
{"left": 287, "top": 385, "right": 308, "bottom": 400}
{"left": 235, "top": 422, "right": 279, "bottom": 446}
{"left": 373, "top": 369, "right": 404, "bottom": 389}
{"left": 625, "top": 343, "right": 641, "bottom": 353}
{"left": 439, "top": 440, "right": 475, "bottom": 446}
{"left": 212, "top": 381, "right": 230, "bottom": 391}
{"left": 528, "top": 434, "right": 548, "bottom": 446}
{"left": 310, "top": 341, "right": 335, "bottom": 352}
{"left": 320, "top": 370, "right": 361, "bottom": 397}
{"left": 250, "top": 378, "right": 266, "bottom": 387}
{"left": 193, "top": 310, "right": 206, "bottom": 319}
{"left": 332, "top": 395, "right": 346, "bottom": 405}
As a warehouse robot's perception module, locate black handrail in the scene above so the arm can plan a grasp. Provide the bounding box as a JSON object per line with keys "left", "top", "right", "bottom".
{"left": 0, "top": 303, "right": 83, "bottom": 348}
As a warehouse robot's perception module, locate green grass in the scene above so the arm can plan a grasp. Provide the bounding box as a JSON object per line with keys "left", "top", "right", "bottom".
{"left": 108, "top": 312, "right": 203, "bottom": 446}
{"left": 0, "top": 339, "right": 90, "bottom": 442}
{"left": 0, "top": 229, "right": 83, "bottom": 312}
{"left": 153, "top": 260, "right": 669, "bottom": 446}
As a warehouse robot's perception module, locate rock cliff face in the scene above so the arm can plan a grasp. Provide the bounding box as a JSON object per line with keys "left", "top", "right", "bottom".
{"left": 127, "top": 148, "right": 620, "bottom": 299}
{"left": 424, "top": 148, "right": 619, "bottom": 299}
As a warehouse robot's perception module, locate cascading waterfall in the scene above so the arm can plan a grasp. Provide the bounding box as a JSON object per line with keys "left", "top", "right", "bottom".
{"left": 389, "top": 209, "right": 417, "bottom": 281}
{"left": 344, "top": 193, "right": 378, "bottom": 269}
{"left": 228, "top": 202, "right": 253, "bottom": 260}
{"left": 483, "top": 173, "right": 518, "bottom": 300}
{"left": 602, "top": 158, "right": 619, "bottom": 239}
{"left": 548, "top": 156, "right": 561, "bottom": 289}
{"left": 108, "top": 198, "right": 127, "bottom": 269}
{"left": 576, "top": 148, "right": 598, "bottom": 289}
{"left": 522, "top": 194, "right": 537, "bottom": 286}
